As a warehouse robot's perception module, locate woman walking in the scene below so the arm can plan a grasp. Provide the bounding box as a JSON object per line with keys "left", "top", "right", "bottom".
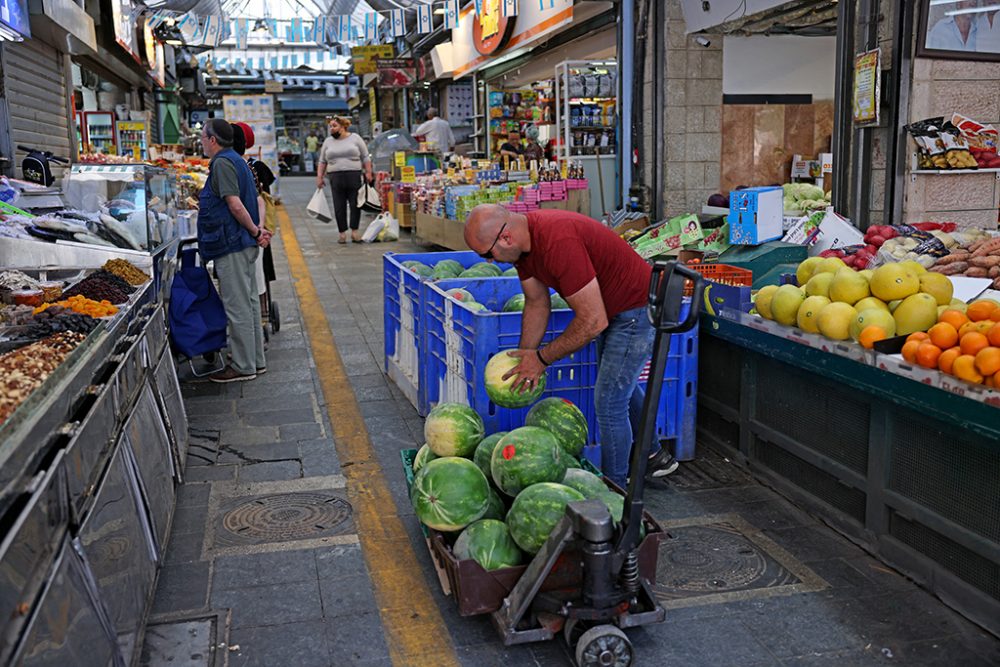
{"left": 316, "top": 116, "right": 373, "bottom": 243}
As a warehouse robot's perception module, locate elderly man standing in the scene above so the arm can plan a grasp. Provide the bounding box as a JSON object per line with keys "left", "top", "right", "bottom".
{"left": 464, "top": 204, "right": 679, "bottom": 487}
{"left": 412, "top": 107, "right": 455, "bottom": 153}
{"left": 198, "top": 119, "right": 271, "bottom": 383}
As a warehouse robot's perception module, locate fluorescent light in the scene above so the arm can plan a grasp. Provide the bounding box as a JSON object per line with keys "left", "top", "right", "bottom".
{"left": 434, "top": 8, "right": 445, "bottom": 14}
{"left": 165, "top": 39, "right": 183, "bottom": 45}
{"left": 946, "top": 3, "right": 1000, "bottom": 15}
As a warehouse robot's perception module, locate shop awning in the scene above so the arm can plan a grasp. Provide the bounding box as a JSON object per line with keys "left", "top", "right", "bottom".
{"left": 277, "top": 98, "right": 349, "bottom": 112}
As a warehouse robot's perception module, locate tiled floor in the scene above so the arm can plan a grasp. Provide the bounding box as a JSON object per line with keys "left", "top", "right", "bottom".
{"left": 143, "top": 178, "right": 1000, "bottom": 667}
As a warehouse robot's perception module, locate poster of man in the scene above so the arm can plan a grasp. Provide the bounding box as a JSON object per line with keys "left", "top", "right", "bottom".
{"left": 918, "top": 0, "right": 1000, "bottom": 60}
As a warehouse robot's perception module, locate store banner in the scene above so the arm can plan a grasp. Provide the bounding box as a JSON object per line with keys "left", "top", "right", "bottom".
{"left": 377, "top": 58, "right": 417, "bottom": 87}
{"left": 417, "top": 4, "right": 433, "bottom": 33}
{"left": 444, "top": 0, "right": 460, "bottom": 29}
{"left": 502, "top": 0, "right": 518, "bottom": 17}
{"left": 391, "top": 9, "right": 405, "bottom": 38}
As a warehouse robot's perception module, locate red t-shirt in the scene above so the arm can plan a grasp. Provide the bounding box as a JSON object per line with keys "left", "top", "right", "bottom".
{"left": 515, "top": 210, "right": 651, "bottom": 319}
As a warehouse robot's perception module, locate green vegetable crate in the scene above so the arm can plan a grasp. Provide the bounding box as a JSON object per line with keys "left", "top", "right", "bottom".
{"left": 400, "top": 448, "right": 665, "bottom": 616}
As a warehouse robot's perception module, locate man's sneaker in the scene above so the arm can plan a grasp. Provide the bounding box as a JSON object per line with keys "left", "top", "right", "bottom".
{"left": 647, "top": 449, "right": 680, "bottom": 478}
{"left": 256, "top": 367, "right": 267, "bottom": 375}
{"left": 209, "top": 366, "right": 257, "bottom": 384}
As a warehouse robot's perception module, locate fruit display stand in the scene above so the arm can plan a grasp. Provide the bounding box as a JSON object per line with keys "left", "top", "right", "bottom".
{"left": 696, "top": 312, "right": 1000, "bottom": 636}
{"left": 0, "top": 274, "right": 188, "bottom": 664}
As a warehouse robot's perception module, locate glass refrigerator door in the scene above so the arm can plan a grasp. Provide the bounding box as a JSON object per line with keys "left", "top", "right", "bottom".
{"left": 116, "top": 121, "right": 148, "bottom": 161}
{"left": 84, "top": 112, "right": 116, "bottom": 154}
{"left": 75, "top": 112, "right": 84, "bottom": 155}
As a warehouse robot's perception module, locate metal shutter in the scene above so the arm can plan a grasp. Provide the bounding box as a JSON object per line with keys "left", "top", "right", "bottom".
{"left": 1, "top": 40, "right": 71, "bottom": 175}
{"left": 143, "top": 89, "right": 158, "bottom": 144}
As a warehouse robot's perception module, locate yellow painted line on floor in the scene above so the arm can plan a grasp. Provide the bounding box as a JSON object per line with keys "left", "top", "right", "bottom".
{"left": 277, "top": 207, "right": 460, "bottom": 667}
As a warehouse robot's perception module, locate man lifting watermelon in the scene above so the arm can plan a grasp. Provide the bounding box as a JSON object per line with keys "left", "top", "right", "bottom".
{"left": 464, "top": 204, "right": 679, "bottom": 487}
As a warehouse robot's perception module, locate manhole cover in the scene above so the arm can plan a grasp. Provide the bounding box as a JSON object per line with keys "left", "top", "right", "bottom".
{"left": 213, "top": 491, "right": 354, "bottom": 549}
{"left": 654, "top": 522, "right": 802, "bottom": 602}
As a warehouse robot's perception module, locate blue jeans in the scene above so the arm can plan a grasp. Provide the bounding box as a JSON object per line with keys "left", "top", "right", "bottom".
{"left": 595, "top": 306, "right": 656, "bottom": 487}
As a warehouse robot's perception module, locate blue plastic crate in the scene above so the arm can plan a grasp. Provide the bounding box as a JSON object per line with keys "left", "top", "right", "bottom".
{"left": 422, "top": 277, "right": 598, "bottom": 434}
{"left": 383, "top": 252, "right": 513, "bottom": 415}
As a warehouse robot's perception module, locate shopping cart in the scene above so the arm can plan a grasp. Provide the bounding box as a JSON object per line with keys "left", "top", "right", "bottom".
{"left": 168, "top": 239, "right": 227, "bottom": 377}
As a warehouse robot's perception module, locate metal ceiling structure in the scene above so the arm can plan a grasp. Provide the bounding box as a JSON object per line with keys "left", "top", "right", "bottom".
{"left": 714, "top": 0, "right": 840, "bottom": 37}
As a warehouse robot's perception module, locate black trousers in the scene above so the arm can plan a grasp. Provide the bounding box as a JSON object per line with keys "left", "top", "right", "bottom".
{"left": 328, "top": 170, "right": 362, "bottom": 233}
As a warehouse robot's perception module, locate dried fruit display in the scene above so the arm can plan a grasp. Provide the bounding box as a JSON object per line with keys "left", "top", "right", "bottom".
{"left": 0, "top": 331, "right": 87, "bottom": 426}
{"left": 34, "top": 295, "right": 118, "bottom": 318}
{"left": 102, "top": 259, "right": 149, "bottom": 285}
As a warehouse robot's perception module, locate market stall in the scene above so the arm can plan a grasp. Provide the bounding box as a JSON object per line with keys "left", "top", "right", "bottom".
{"left": 0, "top": 168, "right": 188, "bottom": 664}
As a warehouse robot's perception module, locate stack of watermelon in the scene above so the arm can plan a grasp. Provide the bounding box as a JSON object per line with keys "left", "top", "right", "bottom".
{"left": 410, "top": 396, "right": 624, "bottom": 573}
{"left": 401, "top": 257, "right": 516, "bottom": 282}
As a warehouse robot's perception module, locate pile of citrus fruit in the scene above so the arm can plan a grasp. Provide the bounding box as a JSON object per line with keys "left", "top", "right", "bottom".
{"left": 900, "top": 299, "right": 1000, "bottom": 386}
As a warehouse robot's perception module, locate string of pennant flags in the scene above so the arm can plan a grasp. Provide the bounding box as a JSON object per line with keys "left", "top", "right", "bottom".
{"left": 143, "top": 0, "right": 557, "bottom": 51}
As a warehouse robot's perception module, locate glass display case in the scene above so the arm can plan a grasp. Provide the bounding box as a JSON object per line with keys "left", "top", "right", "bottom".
{"left": 62, "top": 164, "right": 178, "bottom": 253}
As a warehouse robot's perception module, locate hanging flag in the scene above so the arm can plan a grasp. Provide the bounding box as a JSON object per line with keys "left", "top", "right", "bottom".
{"left": 268, "top": 18, "right": 278, "bottom": 37}
{"left": 502, "top": 0, "right": 519, "bottom": 17}
{"left": 178, "top": 15, "right": 198, "bottom": 43}
{"left": 318, "top": 50, "right": 325, "bottom": 63}
{"left": 417, "top": 4, "right": 433, "bottom": 33}
{"left": 291, "top": 54, "right": 299, "bottom": 67}
{"left": 337, "top": 15, "right": 351, "bottom": 42}
{"left": 444, "top": 0, "right": 460, "bottom": 29}
{"left": 391, "top": 9, "right": 405, "bottom": 38}
{"left": 364, "top": 12, "right": 378, "bottom": 41}
{"left": 304, "top": 51, "right": 311, "bottom": 65}
{"left": 314, "top": 16, "right": 327, "bottom": 43}
{"left": 282, "top": 54, "right": 289, "bottom": 69}
{"left": 538, "top": 0, "right": 554, "bottom": 9}
{"left": 475, "top": 0, "right": 482, "bottom": 16}
{"left": 204, "top": 16, "right": 224, "bottom": 46}
{"left": 312, "top": 80, "right": 321, "bottom": 90}
{"left": 292, "top": 17, "right": 303, "bottom": 42}
{"left": 146, "top": 11, "right": 167, "bottom": 31}
{"left": 235, "top": 18, "right": 249, "bottom": 50}
{"left": 271, "top": 56, "right": 278, "bottom": 70}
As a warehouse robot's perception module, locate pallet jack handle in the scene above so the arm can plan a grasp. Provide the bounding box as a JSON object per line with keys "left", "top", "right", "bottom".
{"left": 617, "top": 261, "right": 705, "bottom": 555}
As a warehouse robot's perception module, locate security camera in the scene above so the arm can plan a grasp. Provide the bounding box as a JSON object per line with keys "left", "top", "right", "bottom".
{"left": 695, "top": 36, "right": 712, "bottom": 47}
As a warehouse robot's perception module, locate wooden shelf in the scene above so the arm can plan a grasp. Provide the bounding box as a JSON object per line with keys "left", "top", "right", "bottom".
{"left": 910, "top": 168, "right": 1000, "bottom": 182}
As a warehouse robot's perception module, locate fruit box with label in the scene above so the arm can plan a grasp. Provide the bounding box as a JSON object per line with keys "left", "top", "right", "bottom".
{"left": 729, "top": 187, "right": 784, "bottom": 245}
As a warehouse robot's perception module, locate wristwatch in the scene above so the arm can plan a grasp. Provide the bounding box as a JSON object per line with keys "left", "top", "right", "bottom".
{"left": 253, "top": 227, "right": 262, "bottom": 239}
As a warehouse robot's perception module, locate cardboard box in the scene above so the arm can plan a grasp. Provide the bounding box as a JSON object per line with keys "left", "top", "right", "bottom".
{"left": 612, "top": 215, "right": 649, "bottom": 236}
{"left": 729, "top": 187, "right": 783, "bottom": 245}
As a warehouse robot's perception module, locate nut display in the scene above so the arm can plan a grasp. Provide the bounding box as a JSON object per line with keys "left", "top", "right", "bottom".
{"left": 102, "top": 258, "right": 150, "bottom": 285}
{"left": 0, "top": 331, "right": 87, "bottom": 426}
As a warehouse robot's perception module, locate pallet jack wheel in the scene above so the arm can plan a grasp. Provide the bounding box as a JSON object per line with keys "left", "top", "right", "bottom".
{"left": 270, "top": 300, "right": 280, "bottom": 333}
{"left": 574, "top": 625, "right": 633, "bottom": 667}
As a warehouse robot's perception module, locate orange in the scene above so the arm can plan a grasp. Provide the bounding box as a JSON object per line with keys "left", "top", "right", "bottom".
{"left": 967, "top": 300, "right": 996, "bottom": 322}
{"left": 916, "top": 342, "right": 942, "bottom": 369}
{"left": 988, "top": 323, "right": 1000, "bottom": 348}
{"left": 961, "top": 332, "right": 990, "bottom": 356}
{"left": 975, "top": 320, "right": 996, "bottom": 335}
{"left": 995, "top": 369, "right": 1000, "bottom": 387}
{"left": 938, "top": 309, "right": 969, "bottom": 330}
{"left": 928, "top": 322, "right": 959, "bottom": 349}
{"left": 905, "top": 332, "right": 929, "bottom": 344}
{"left": 959, "top": 321, "right": 981, "bottom": 338}
{"left": 991, "top": 306, "right": 1000, "bottom": 322}
{"left": 938, "top": 347, "right": 961, "bottom": 374}
{"left": 975, "top": 347, "right": 1000, "bottom": 376}
{"left": 901, "top": 340, "right": 922, "bottom": 364}
{"left": 987, "top": 376, "right": 996, "bottom": 388}
{"left": 953, "top": 355, "right": 984, "bottom": 384}
{"left": 859, "top": 325, "right": 888, "bottom": 349}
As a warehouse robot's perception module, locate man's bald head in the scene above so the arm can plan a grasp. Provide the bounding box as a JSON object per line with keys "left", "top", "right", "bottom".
{"left": 465, "top": 204, "right": 509, "bottom": 246}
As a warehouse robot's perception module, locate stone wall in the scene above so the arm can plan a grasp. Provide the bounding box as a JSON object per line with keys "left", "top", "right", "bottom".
{"left": 905, "top": 60, "right": 1000, "bottom": 230}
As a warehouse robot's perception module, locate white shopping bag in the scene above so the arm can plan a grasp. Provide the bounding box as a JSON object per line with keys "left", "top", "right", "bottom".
{"left": 306, "top": 188, "right": 333, "bottom": 223}
{"left": 361, "top": 211, "right": 391, "bottom": 243}
{"left": 357, "top": 180, "right": 382, "bottom": 214}
{"left": 377, "top": 213, "right": 400, "bottom": 242}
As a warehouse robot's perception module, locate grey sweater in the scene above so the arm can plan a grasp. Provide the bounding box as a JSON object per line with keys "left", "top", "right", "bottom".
{"left": 318, "top": 133, "right": 370, "bottom": 172}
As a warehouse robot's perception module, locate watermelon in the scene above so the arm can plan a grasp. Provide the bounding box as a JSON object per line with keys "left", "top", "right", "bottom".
{"left": 484, "top": 351, "right": 546, "bottom": 408}
{"left": 404, "top": 262, "right": 433, "bottom": 277}
{"left": 412, "top": 444, "right": 438, "bottom": 473}
{"left": 469, "top": 262, "right": 502, "bottom": 277}
{"left": 550, "top": 293, "right": 570, "bottom": 310}
{"left": 453, "top": 519, "right": 523, "bottom": 570}
{"left": 599, "top": 491, "right": 624, "bottom": 523}
{"left": 433, "top": 263, "right": 463, "bottom": 281}
{"left": 506, "top": 483, "right": 585, "bottom": 554}
{"left": 410, "top": 457, "right": 491, "bottom": 531}
{"left": 473, "top": 432, "right": 507, "bottom": 478}
{"left": 446, "top": 288, "right": 475, "bottom": 302}
{"left": 459, "top": 265, "right": 493, "bottom": 278}
{"left": 402, "top": 260, "right": 422, "bottom": 268}
{"left": 425, "top": 403, "right": 485, "bottom": 457}
{"left": 503, "top": 294, "right": 526, "bottom": 312}
{"left": 491, "top": 426, "right": 568, "bottom": 496}
{"left": 525, "top": 397, "right": 588, "bottom": 458}
{"left": 464, "top": 301, "right": 487, "bottom": 312}
{"left": 561, "top": 468, "right": 607, "bottom": 498}
{"left": 502, "top": 267, "right": 518, "bottom": 276}
{"left": 480, "top": 487, "right": 506, "bottom": 521}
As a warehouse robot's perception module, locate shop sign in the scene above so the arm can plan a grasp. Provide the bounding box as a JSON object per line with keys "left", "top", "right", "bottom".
{"left": 473, "top": 0, "right": 516, "bottom": 56}
{"left": 852, "top": 48, "right": 880, "bottom": 126}
{"left": 143, "top": 19, "right": 165, "bottom": 87}
{"left": 0, "top": 0, "right": 30, "bottom": 39}
{"left": 352, "top": 45, "right": 395, "bottom": 75}
{"left": 369, "top": 88, "right": 377, "bottom": 121}
{"left": 394, "top": 151, "right": 406, "bottom": 167}
{"left": 377, "top": 58, "right": 417, "bottom": 87}
{"left": 416, "top": 54, "right": 435, "bottom": 81}
{"left": 264, "top": 79, "right": 284, "bottom": 93}
{"left": 110, "top": 0, "right": 141, "bottom": 63}
{"left": 400, "top": 166, "right": 416, "bottom": 183}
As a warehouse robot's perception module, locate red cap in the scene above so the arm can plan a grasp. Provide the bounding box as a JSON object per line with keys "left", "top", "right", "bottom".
{"left": 235, "top": 122, "right": 255, "bottom": 149}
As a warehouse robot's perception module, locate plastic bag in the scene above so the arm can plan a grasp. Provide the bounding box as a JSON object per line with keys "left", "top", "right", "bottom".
{"left": 361, "top": 211, "right": 391, "bottom": 243}
{"left": 357, "top": 180, "right": 382, "bottom": 214}
{"left": 377, "top": 213, "right": 400, "bottom": 242}
{"left": 306, "top": 188, "right": 332, "bottom": 223}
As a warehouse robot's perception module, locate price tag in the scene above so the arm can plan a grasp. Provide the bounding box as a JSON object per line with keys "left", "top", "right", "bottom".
{"left": 477, "top": 159, "right": 489, "bottom": 169}
{"left": 401, "top": 166, "right": 416, "bottom": 183}
{"left": 560, "top": 161, "right": 568, "bottom": 179}
{"left": 394, "top": 151, "right": 406, "bottom": 167}
{"left": 447, "top": 167, "right": 456, "bottom": 178}
{"left": 464, "top": 169, "right": 475, "bottom": 181}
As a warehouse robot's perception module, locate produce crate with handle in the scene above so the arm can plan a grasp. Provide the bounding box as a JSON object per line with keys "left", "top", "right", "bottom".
{"left": 383, "top": 252, "right": 513, "bottom": 415}
{"left": 421, "top": 277, "right": 598, "bottom": 434}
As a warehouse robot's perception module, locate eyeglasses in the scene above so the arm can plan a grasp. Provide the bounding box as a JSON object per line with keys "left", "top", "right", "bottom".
{"left": 479, "top": 223, "right": 507, "bottom": 260}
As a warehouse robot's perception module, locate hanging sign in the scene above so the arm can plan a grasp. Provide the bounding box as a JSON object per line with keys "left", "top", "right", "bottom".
{"left": 474, "top": 0, "right": 516, "bottom": 56}
{"left": 369, "top": 87, "right": 378, "bottom": 122}
{"left": 377, "top": 58, "right": 416, "bottom": 87}
{"left": 110, "top": 0, "right": 141, "bottom": 62}
{"left": 351, "top": 44, "right": 395, "bottom": 75}
{"left": 852, "top": 48, "right": 880, "bottom": 126}
{"left": 400, "top": 166, "right": 416, "bottom": 183}
{"left": 394, "top": 151, "right": 406, "bottom": 167}
{"left": 264, "top": 79, "right": 284, "bottom": 93}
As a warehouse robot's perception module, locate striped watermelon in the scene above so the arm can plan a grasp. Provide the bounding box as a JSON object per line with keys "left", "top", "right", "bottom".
{"left": 550, "top": 293, "right": 570, "bottom": 310}
{"left": 490, "top": 427, "right": 568, "bottom": 496}
{"left": 446, "top": 288, "right": 475, "bottom": 302}
{"left": 410, "top": 457, "right": 490, "bottom": 531}
{"left": 484, "top": 351, "right": 546, "bottom": 408}
{"left": 561, "top": 468, "right": 606, "bottom": 498}
{"left": 412, "top": 444, "right": 438, "bottom": 473}
{"left": 599, "top": 491, "right": 624, "bottom": 523}
{"left": 425, "top": 403, "right": 485, "bottom": 457}
{"left": 502, "top": 267, "right": 518, "bottom": 276}
{"left": 433, "top": 260, "right": 464, "bottom": 280}
{"left": 464, "top": 301, "right": 487, "bottom": 312}
{"left": 506, "top": 483, "right": 585, "bottom": 554}
{"left": 403, "top": 261, "right": 433, "bottom": 277}
{"left": 473, "top": 432, "right": 507, "bottom": 478}
{"left": 503, "top": 294, "right": 526, "bottom": 312}
{"left": 525, "top": 397, "right": 588, "bottom": 458}
{"left": 480, "top": 487, "right": 507, "bottom": 521}
{"left": 469, "top": 262, "right": 503, "bottom": 276}
{"left": 453, "top": 519, "right": 523, "bottom": 571}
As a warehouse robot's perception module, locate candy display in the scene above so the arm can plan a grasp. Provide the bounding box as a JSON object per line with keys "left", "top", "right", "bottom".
{"left": 0, "top": 331, "right": 87, "bottom": 426}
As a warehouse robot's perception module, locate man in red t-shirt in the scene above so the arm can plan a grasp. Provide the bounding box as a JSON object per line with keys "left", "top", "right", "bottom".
{"left": 464, "top": 205, "right": 678, "bottom": 486}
